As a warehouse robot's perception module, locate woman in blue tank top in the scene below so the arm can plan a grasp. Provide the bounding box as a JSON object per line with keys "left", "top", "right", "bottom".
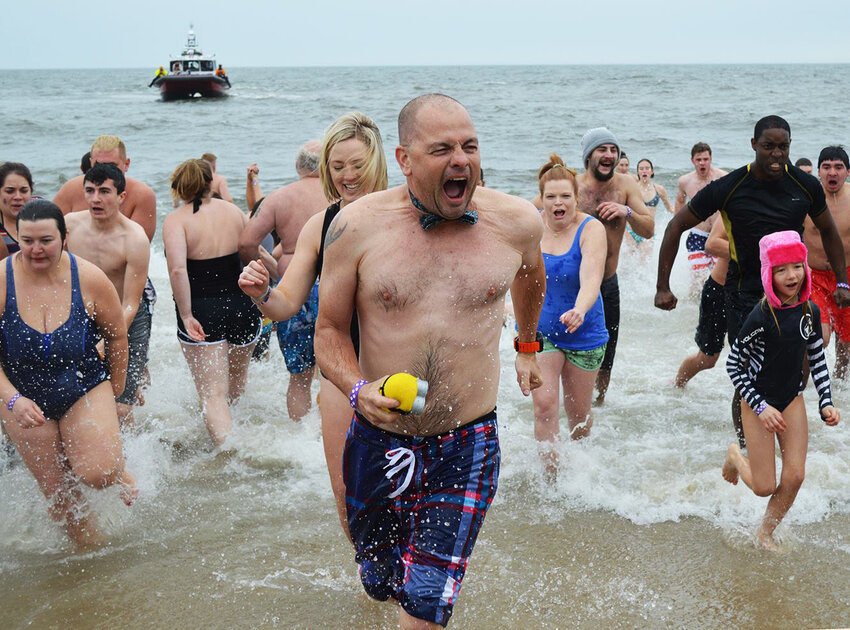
{"left": 532, "top": 154, "right": 608, "bottom": 477}
{"left": 0, "top": 200, "right": 137, "bottom": 548}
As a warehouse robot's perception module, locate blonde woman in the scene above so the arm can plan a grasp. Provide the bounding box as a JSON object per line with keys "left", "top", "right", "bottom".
{"left": 240, "top": 112, "right": 387, "bottom": 537}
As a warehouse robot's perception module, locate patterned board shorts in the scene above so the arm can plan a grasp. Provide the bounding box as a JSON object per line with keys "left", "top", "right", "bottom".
{"left": 276, "top": 283, "right": 319, "bottom": 374}
{"left": 686, "top": 229, "right": 717, "bottom": 273}
{"left": 343, "top": 410, "right": 500, "bottom": 627}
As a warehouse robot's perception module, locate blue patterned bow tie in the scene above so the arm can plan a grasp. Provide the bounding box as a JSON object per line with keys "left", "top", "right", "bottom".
{"left": 409, "top": 190, "right": 478, "bottom": 230}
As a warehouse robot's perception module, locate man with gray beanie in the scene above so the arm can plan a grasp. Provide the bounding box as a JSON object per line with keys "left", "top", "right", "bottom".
{"left": 577, "top": 127, "right": 655, "bottom": 404}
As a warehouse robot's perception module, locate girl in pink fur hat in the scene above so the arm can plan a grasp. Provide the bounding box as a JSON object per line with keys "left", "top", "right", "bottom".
{"left": 723, "top": 230, "right": 840, "bottom": 550}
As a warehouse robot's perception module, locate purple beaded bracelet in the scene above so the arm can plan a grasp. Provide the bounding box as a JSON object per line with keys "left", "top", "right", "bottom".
{"left": 837, "top": 282, "right": 849, "bottom": 291}
{"left": 252, "top": 286, "right": 272, "bottom": 306}
{"left": 349, "top": 379, "right": 368, "bottom": 409}
{"left": 7, "top": 393, "right": 21, "bottom": 412}
{"left": 625, "top": 205, "right": 632, "bottom": 219}
{"left": 754, "top": 401, "right": 768, "bottom": 415}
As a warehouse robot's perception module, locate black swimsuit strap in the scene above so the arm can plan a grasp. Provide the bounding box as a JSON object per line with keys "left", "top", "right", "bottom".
{"left": 317, "top": 201, "right": 342, "bottom": 279}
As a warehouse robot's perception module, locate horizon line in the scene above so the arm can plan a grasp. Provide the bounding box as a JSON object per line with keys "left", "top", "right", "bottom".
{"left": 1, "top": 61, "right": 846, "bottom": 71}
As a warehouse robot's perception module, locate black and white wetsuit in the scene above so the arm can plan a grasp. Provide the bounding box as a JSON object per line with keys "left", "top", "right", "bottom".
{"left": 727, "top": 300, "right": 833, "bottom": 414}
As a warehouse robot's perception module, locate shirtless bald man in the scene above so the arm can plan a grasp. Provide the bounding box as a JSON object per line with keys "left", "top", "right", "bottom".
{"left": 66, "top": 164, "right": 151, "bottom": 425}
{"left": 54, "top": 135, "right": 157, "bottom": 241}
{"left": 238, "top": 141, "right": 328, "bottom": 421}
{"left": 315, "top": 93, "right": 545, "bottom": 629}
{"left": 576, "top": 127, "right": 654, "bottom": 404}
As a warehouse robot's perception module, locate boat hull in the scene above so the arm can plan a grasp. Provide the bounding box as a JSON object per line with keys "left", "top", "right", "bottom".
{"left": 152, "top": 74, "right": 230, "bottom": 100}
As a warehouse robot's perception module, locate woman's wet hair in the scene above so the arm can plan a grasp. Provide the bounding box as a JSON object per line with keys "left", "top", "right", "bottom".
{"left": 0, "top": 162, "right": 34, "bottom": 190}
{"left": 319, "top": 112, "right": 388, "bottom": 203}
{"left": 637, "top": 158, "right": 654, "bottom": 177}
{"left": 17, "top": 199, "right": 67, "bottom": 241}
{"left": 171, "top": 159, "right": 212, "bottom": 212}
{"left": 537, "top": 153, "right": 578, "bottom": 195}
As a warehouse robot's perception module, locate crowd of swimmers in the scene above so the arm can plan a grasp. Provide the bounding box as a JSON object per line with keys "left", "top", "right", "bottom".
{"left": 1, "top": 100, "right": 848, "bottom": 627}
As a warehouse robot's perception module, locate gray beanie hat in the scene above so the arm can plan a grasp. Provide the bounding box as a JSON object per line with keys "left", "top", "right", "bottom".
{"left": 581, "top": 127, "right": 620, "bottom": 165}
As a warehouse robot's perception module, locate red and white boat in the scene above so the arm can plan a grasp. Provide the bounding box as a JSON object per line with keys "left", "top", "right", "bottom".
{"left": 149, "top": 27, "right": 230, "bottom": 100}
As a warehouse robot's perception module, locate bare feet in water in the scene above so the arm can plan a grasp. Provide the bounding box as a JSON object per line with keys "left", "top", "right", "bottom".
{"left": 756, "top": 528, "right": 779, "bottom": 552}
{"left": 119, "top": 468, "right": 139, "bottom": 506}
{"left": 722, "top": 444, "right": 740, "bottom": 485}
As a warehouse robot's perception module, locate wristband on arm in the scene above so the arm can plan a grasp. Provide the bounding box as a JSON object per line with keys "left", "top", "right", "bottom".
{"left": 514, "top": 331, "right": 544, "bottom": 353}
{"left": 252, "top": 285, "right": 272, "bottom": 306}
{"left": 349, "top": 379, "right": 368, "bottom": 409}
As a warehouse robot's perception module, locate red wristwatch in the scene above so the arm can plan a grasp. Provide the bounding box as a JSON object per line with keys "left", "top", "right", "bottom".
{"left": 514, "top": 332, "right": 544, "bottom": 353}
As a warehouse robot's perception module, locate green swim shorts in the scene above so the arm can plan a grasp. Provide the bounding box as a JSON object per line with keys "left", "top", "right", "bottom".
{"left": 541, "top": 337, "right": 606, "bottom": 371}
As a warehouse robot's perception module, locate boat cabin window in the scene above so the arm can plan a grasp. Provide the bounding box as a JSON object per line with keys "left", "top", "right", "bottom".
{"left": 186, "top": 60, "right": 201, "bottom": 72}
{"left": 201, "top": 60, "right": 215, "bottom": 72}
{"left": 171, "top": 62, "right": 181, "bottom": 72}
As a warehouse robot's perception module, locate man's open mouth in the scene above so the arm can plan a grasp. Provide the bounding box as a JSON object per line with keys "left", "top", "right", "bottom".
{"left": 443, "top": 178, "right": 468, "bottom": 201}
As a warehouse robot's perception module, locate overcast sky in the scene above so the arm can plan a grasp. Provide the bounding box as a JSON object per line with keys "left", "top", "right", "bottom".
{"left": 4, "top": 1, "right": 848, "bottom": 69}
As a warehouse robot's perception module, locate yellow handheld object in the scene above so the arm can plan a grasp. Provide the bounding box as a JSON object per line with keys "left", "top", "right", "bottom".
{"left": 380, "top": 373, "right": 428, "bottom": 415}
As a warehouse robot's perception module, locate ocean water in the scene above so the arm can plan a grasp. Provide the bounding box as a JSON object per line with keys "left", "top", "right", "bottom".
{"left": 1, "top": 64, "right": 850, "bottom": 629}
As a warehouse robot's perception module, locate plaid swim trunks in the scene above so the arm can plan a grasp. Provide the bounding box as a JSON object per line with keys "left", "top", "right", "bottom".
{"left": 343, "top": 409, "right": 500, "bottom": 627}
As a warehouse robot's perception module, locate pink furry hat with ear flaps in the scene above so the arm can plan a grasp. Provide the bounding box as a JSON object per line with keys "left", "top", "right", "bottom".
{"left": 759, "top": 230, "right": 811, "bottom": 308}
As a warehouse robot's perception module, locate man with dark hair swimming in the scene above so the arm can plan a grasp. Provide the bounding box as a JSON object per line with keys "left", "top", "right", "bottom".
{"left": 795, "top": 156, "right": 813, "bottom": 174}
{"left": 66, "top": 163, "right": 151, "bottom": 425}
{"left": 675, "top": 142, "right": 728, "bottom": 293}
{"left": 804, "top": 146, "right": 850, "bottom": 378}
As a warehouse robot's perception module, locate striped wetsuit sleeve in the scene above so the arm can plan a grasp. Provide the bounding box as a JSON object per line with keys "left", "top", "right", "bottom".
{"left": 806, "top": 316, "right": 833, "bottom": 412}
{"left": 726, "top": 325, "right": 766, "bottom": 412}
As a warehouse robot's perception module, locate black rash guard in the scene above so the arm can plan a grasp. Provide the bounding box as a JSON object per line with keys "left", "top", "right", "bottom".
{"left": 689, "top": 164, "right": 827, "bottom": 293}
{"left": 727, "top": 300, "right": 832, "bottom": 414}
